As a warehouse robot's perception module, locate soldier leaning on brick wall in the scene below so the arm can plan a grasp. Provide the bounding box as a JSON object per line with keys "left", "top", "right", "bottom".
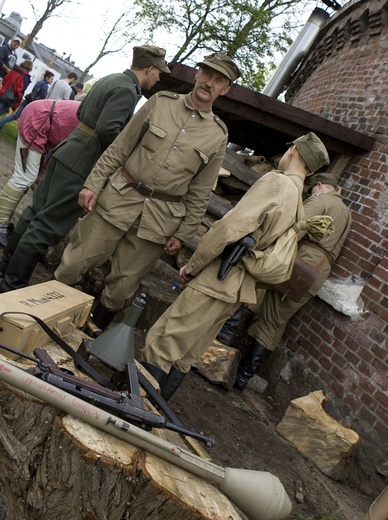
{"left": 217, "top": 172, "right": 352, "bottom": 391}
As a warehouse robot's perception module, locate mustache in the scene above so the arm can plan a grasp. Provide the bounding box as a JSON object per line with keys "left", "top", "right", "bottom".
{"left": 199, "top": 84, "right": 214, "bottom": 94}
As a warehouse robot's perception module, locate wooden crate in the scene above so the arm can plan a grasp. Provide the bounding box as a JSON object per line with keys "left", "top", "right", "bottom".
{"left": 0, "top": 281, "right": 94, "bottom": 359}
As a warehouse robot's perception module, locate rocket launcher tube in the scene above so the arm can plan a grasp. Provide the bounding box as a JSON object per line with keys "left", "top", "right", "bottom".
{"left": 0, "top": 358, "right": 292, "bottom": 520}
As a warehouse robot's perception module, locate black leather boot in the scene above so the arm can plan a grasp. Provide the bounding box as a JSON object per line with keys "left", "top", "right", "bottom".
{"left": 234, "top": 337, "right": 269, "bottom": 391}
{"left": 141, "top": 361, "right": 168, "bottom": 386}
{"left": 0, "top": 245, "right": 42, "bottom": 292}
{"left": 0, "top": 230, "right": 22, "bottom": 277}
{"left": 91, "top": 301, "right": 117, "bottom": 331}
{"left": 160, "top": 367, "right": 186, "bottom": 401}
{"left": 216, "top": 305, "right": 244, "bottom": 346}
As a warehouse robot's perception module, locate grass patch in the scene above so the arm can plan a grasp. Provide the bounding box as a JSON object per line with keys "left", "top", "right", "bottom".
{"left": 0, "top": 118, "right": 18, "bottom": 145}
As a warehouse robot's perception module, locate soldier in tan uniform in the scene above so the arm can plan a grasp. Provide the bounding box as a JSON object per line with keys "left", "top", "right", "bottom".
{"left": 55, "top": 52, "right": 242, "bottom": 329}
{"left": 0, "top": 45, "right": 170, "bottom": 293}
{"left": 230, "top": 172, "right": 352, "bottom": 389}
{"left": 141, "top": 132, "right": 331, "bottom": 399}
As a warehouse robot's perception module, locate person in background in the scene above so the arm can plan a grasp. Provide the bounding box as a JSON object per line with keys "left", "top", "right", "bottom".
{"left": 70, "top": 81, "right": 84, "bottom": 100}
{"left": 54, "top": 52, "right": 241, "bottom": 332}
{"left": 0, "top": 99, "right": 80, "bottom": 247}
{"left": 46, "top": 72, "right": 78, "bottom": 100}
{"left": 0, "top": 37, "right": 21, "bottom": 81}
{"left": 139, "top": 133, "right": 330, "bottom": 401}
{"left": 0, "top": 45, "right": 170, "bottom": 291}
{"left": 0, "top": 70, "right": 55, "bottom": 132}
{"left": 0, "top": 60, "right": 33, "bottom": 117}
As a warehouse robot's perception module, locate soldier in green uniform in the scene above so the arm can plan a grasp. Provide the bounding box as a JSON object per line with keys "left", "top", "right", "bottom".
{"left": 0, "top": 45, "right": 170, "bottom": 292}
{"left": 233, "top": 172, "right": 352, "bottom": 390}
{"left": 140, "top": 133, "right": 331, "bottom": 400}
{"left": 54, "top": 52, "right": 242, "bottom": 330}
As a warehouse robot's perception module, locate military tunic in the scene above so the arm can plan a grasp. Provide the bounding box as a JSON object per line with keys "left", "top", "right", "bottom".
{"left": 55, "top": 91, "right": 228, "bottom": 310}
{"left": 250, "top": 190, "right": 351, "bottom": 350}
{"left": 15, "top": 70, "right": 142, "bottom": 254}
{"left": 142, "top": 169, "right": 306, "bottom": 374}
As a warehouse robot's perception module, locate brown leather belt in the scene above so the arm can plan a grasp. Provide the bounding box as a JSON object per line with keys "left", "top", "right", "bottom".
{"left": 120, "top": 167, "right": 184, "bottom": 202}
{"left": 299, "top": 238, "right": 333, "bottom": 264}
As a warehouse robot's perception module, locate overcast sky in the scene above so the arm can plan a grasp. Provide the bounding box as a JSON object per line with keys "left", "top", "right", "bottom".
{"left": 2, "top": 0, "right": 316, "bottom": 82}
{"left": 2, "top": 0, "right": 147, "bottom": 80}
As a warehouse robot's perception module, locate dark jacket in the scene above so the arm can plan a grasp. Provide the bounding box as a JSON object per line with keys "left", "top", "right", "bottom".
{"left": 0, "top": 44, "right": 17, "bottom": 78}
{"left": 53, "top": 69, "right": 142, "bottom": 179}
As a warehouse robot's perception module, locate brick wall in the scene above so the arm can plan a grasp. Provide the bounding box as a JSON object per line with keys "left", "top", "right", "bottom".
{"left": 281, "top": 0, "right": 387, "bottom": 463}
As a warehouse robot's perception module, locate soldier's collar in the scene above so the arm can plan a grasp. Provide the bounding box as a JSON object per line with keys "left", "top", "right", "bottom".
{"left": 184, "top": 93, "right": 213, "bottom": 119}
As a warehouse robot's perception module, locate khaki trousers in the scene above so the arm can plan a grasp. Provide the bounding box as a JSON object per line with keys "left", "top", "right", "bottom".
{"left": 249, "top": 289, "right": 313, "bottom": 351}
{"left": 55, "top": 211, "right": 163, "bottom": 310}
{"left": 142, "top": 286, "right": 241, "bottom": 374}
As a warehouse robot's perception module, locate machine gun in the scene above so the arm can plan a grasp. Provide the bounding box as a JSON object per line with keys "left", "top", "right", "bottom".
{"left": 0, "top": 342, "right": 214, "bottom": 447}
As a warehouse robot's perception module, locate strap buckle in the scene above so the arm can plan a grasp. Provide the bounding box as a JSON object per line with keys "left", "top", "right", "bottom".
{"left": 136, "top": 181, "right": 154, "bottom": 198}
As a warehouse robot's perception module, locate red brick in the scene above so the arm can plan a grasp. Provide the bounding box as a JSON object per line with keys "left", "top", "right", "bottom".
{"left": 344, "top": 394, "right": 362, "bottom": 412}
{"left": 374, "top": 405, "right": 388, "bottom": 427}
{"left": 360, "top": 392, "right": 376, "bottom": 408}
{"left": 345, "top": 351, "right": 361, "bottom": 366}
{"left": 374, "top": 421, "right": 388, "bottom": 440}
{"left": 344, "top": 335, "right": 361, "bottom": 352}
{"left": 358, "top": 406, "right": 378, "bottom": 425}
{"left": 375, "top": 390, "right": 388, "bottom": 408}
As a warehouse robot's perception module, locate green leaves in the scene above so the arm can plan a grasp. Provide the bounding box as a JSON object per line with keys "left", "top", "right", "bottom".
{"left": 131, "top": 0, "right": 313, "bottom": 90}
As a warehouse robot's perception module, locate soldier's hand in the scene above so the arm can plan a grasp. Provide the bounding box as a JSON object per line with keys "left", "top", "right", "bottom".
{"left": 164, "top": 236, "right": 183, "bottom": 256}
{"left": 179, "top": 265, "right": 193, "bottom": 282}
{"left": 78, "top": 188, "right": 97, "bottom": 212}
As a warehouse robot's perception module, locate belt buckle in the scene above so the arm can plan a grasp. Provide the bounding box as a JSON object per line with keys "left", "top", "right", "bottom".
{"left": 137, "top": 181, "right": 154, "bottom": 198}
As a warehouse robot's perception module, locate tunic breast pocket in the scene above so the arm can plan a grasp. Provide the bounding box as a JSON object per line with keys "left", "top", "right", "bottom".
{"left": 187, "top": 147, "right": 210, "bottom": 174}
{"left": 142, "top": 124, "right": 167, "bottom": 152}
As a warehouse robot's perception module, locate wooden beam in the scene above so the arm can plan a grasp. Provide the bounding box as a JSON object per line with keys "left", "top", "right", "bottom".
{"left": 149, "top": 64, "right": 375, "bottom": 155}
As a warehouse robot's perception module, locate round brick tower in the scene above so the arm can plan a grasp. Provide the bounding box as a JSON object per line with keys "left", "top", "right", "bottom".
{"left": 266, "top": 0, "right": 387, "bottom": 495}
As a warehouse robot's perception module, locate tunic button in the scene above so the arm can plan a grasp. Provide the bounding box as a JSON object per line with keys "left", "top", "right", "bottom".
{"left": 191, "top": 262, "right": 195, "bottom": 267}
{"left": 172, "top": 146, "right": 177, "bottom": 151}
{"left": 163, "top": 163, "right": 169, "bottom": 169}
{"left": 181, "top": 129, "right": 186, "bottom": 134}
{"left": 191, "top": 114, "right": 195, "bottom": 118}
{"left": 145, "top": 197, "right": 150, "bottom": 203}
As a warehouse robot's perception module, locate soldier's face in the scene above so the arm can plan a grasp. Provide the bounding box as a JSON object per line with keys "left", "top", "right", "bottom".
{"left": 143, "top": 66, "right": 161, "bottom": 90}
{"left": 193, "top": 66, "right": 230, "bottom": 108}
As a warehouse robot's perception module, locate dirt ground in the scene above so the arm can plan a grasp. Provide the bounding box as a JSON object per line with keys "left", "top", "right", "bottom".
{"left": 0, "top": 138, "right": 376, "bottom": 519}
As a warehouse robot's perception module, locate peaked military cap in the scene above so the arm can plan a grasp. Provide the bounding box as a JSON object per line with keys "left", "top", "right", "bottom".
{"left": 132, "top": 45, "right": 171, "bottom": 73}
{"left": 196, "top": 52, "right": 242, "bottom": 82}
{"left": 287, "top": 132, "right": 330, "bottom": 173}
{"left": 307, "top": 172, "right": 339, "bottom": 190}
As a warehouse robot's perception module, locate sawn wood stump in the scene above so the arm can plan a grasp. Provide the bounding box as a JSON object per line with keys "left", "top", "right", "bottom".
{"left": 0, "top": 332, "right": 242, "bottom": 520}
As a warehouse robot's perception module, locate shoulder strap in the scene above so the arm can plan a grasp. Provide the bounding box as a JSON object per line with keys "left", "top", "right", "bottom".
{"left": 0, "top": 311, "right": 116, "bottom": 390}
{"left": 287, "top": 174, "right": 305, "bottom": 224}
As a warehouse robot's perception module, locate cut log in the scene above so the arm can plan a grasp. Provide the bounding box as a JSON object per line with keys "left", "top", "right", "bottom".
{"left": 193, "top": 340, "right": 241, "bottom": 390}
{"left": 276, "top": 390, "right": 360, "bottom": 481}
{"left": 207, "top": 191, "right": 234, "bottom": 219}
{"left": 0, "top": 336, "right": 242, "bottom": 520}
{"left": 222, "top": 148, "right": 268, "bottom": 187}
